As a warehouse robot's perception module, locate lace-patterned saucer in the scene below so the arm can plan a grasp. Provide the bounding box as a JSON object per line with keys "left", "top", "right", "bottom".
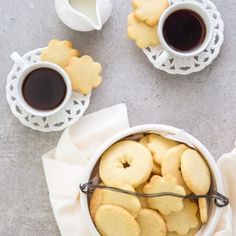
{"left": 143, "top": 0, "right": 224, "bottom": 75}
{"left": 6, "top": 48, "right": 91, "bottom": 132}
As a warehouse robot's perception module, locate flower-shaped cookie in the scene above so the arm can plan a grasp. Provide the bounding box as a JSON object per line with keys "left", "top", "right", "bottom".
{"left": 127, "top": 13, "right": 159, "bottom": 49}
{"left": 133, "top": 0, "right": 169, "bottom": 26}
{"left": 143, "top": 175, "right": 185, "bottom": 215}
{"left": 65, "top": 56, "right": 102, "bottom": 95}
{"left": 164, "top": 199, "right": 199, "bottom": 235}
{"left": 40, "top": 39, "right": 80, "bottom": 68}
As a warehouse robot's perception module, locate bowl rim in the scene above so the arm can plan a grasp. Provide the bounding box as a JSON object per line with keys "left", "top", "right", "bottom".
{"left": 80, "top": 124, "right": 224, "bottom": 236}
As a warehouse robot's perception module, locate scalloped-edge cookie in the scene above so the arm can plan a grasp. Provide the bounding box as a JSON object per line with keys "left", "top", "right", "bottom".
{"left": 181, "top": 149, "right": 211, "bottom": 194}
{"left": 143, "top": 175, "right": 185, "bottom": 215}
{"left": 133, "top": 0, "right": 169, "bottom": 26}
{"left": 99, "top": 140, "right": 153, "bottom": 188}
{"left": 65, "top": 56, "right": 102, "bottom": 94}
{"left": 95, "top": 204, "right": 140, "bottom": 236}
{"left": 136, "top": 208, "right": 167, "bottom": 236}
{"left": 147, "top": 134, "right": 179, "bottom": 164}
{"left": 164, "top": 199, "right": 199, "bottom": 235}
{"left": 127, "top": 13, "right": 159, "bottom": 49}
{"left": 162, "top": 144, "right": 191, "bottom": 194}
{"left": 40, "top": 39, "right": 79, "bottom": 68}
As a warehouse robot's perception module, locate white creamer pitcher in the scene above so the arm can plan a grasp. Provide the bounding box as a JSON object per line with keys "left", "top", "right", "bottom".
{"left": 55, "top": 0, "right": 113, "bottom": 31}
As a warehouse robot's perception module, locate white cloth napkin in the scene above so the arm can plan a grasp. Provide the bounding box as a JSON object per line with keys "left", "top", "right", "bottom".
{"left": 42, "top": 104, "right": 234, "bottom": 236}
{"left": 214, "top": 143, "right": 236, "bottom": 236}
{"left": 42, "top": 104, "right": 129, "bottom": 236}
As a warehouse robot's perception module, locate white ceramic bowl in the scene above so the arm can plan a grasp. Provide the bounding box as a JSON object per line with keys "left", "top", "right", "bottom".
{"left": 80, "top": 124, "right": 224, "bottom": 236}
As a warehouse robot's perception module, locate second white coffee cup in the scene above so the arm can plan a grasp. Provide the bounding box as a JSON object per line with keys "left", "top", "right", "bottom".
{"left": 155, "top": 2, "right": 213, "bottom": 66}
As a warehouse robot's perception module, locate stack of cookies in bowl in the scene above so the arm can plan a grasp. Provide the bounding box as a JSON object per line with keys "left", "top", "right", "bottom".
{"left": 89, "top": 133, "right": 211, "bottom": 236}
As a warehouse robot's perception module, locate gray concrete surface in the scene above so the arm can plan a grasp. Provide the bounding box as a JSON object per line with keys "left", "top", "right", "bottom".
{"left": 0, "top": 0, "right": 235, "bottom": 235}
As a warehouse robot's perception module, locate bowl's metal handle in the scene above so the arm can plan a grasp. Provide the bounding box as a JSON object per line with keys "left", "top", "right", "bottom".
{"left": 80, "top": 182, "right": 229, "bottom": 208}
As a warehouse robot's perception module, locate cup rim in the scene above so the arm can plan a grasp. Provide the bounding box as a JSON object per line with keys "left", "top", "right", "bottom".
{"left": 158, "top": 2, "right": 213, "bottom": 57}
{"left": 16, "top": 62, "right": 72, "bottom": 117}
{"left": 80, "top": 124, "right": 224, "bottom": 236}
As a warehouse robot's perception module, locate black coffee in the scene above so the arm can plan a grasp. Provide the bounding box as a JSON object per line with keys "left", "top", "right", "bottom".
{"left": 22, "top": 68, "right": 67, "bottom": 111}
{"left": 163, "top": 9, "right": 206, "bottom": 52}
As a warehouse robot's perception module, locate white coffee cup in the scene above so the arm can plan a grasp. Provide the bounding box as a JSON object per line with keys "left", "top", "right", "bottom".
{"left": 155, "top": 2, "right": 213, "bottom": 66}
{"left": 11, "top": 52, "right": 72, "bottom": 117}
{"left": 80, "top": 124, "right": 224, "bottom": 236}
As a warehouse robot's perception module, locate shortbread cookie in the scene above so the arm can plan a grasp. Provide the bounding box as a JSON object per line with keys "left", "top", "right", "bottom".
{"left": 152, "top": 162, "right": 162, "bottom": 175}
{"left": 181, "top": 149, "right": 211, "bottom": 194}
{"left": 136, "top": 209, "right": 167, "bottom": 236}
{"left": 90, "top": 183, "right": 141, "bottom": 218}
{"left": 147, "top": 134, "right": 179, "bottom": 164}
{"left": 139, "top": 135, "right": 161, "bottom": 175}
{"left": 65, "top": 56, "right": 102, "bottom": 94}
{"left": 136, "top": 183, "right": 148, "bottom": 208}
{"left": 139, "top": 135, "right": 149, "bottom": 147}
{"left": 127, "top": 13, "right": 159, "bottom": 49}
{"left": 102, "top": 184, "right": 141, "bottom": 217}
{"left": 40, "top": 39, "right": 79, "bottom": 68}
{"left": 164, "top": 199, "right": 199, "bottom": 235}
{"left": 99, "top": 140, "right": 153, "bottom": 188}
{"left": 133, "top": 0, "right": 169, "bottom": 26}
{"left": 162, "top": 144, "right": 191, "bottom": 194}
{"left": 167, "top": 225, "right": 200, "bottom": 236}
{"left": 143, "top": 175, "right": 185, "bottom": 215}
{"left": 90, "top": 188, "right": 103, "bottom": 220}
{"left": 95, "top": 204, "right": 140, "bottom": 236}
{"left": 198, "top": 198, "right": 208, "bottom": 224}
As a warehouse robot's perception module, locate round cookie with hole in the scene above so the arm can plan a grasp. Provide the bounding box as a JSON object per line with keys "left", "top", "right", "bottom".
{"left": 99, "top": 140, "right": 153, "bottom": 188}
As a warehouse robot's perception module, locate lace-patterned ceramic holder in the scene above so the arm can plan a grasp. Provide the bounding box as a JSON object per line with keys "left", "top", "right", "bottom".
{"left": 143, "top": 0, "right": 224, "bottom": 75}
{"left": 6, "top": 48, "right": 91, "bottom": 132}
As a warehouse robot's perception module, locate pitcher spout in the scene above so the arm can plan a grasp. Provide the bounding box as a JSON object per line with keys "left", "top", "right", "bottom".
{"left": 55, "top": 0, "right": 113, "bottom": 32}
